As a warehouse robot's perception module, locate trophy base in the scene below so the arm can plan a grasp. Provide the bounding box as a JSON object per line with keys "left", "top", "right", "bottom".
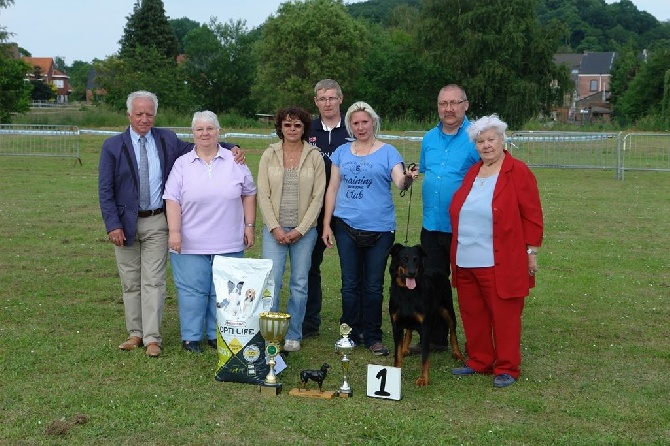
{"left": 336, "top": 390, "right": 353, "bottom": 398}
{"left": 259, "top": 383, "right": 283, "bottom": 396}
{"left": 289, "top": 388, "right": 336, "bottom": 399}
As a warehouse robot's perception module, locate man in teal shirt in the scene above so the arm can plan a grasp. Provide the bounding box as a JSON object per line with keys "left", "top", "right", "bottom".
{"left": 418, "top": 84, "right": 479, "bottom": 349}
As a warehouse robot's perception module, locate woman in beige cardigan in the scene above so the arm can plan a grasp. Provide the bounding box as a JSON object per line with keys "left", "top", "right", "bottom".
{"left": 257, "top": 107, "right": 326, "bottom": 352}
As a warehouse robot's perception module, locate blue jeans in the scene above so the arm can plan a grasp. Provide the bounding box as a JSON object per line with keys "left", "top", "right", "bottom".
{"left": 170, "top": 251, "right": 243, "bottom": 342}
{"left": 262, "top": 226, "right": 317, "bottom": 341}
{"left": 333, "top": 218, "right": 395, "bottom": 347}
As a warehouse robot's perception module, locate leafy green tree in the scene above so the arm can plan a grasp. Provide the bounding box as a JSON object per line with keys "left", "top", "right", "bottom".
{"left": 54, "top": 56, "right": 66, "bottom": 70}
{"left": 98, "top": 0, "right": 194, "bottom": 113}
{"left": 119, "top": 0, "right": 178, "bottom": 59}
{"left": 0, "top": 0, "right": 32, "bottom": 122}
{"left": 609, "top": 44, "right": 641, "bottom": 124}
{"left": 351, "top": 25, "right": 443, "bottom": 122}
{"left": 170, "top": 17, "right": 201, "bottom": 54}
{"left": 347, "top": 0, "right": 420, "bottom": 24}
{"left": 29, "top": 66, "right": 56, "bottom": 101}
{"left": 253, "top": 0, "right": 368, "bottom": 113}
{"left": 66, "top": 60, "right": 93, "bottom": 102}
{"left": 0, "top": 0, "right": 13, "bottom": 42}
{"left": 616, "top": 48, "right": 670, "bottom": 124}
{"left": 418, "top": 0, "right": 566, "bottom": 128}
{"left": 182, "top": 19, "right": 258, "bottom": 115}
{"left": 95, "top": 46, "right": 195, "bottom": 113}
{"left": 0, "top": 53, "right": 32, "bottom": 122}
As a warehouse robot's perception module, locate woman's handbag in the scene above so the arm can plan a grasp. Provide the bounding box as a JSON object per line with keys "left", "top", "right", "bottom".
{"left": 337, "top": 218, "right": 383, "bottom": 247}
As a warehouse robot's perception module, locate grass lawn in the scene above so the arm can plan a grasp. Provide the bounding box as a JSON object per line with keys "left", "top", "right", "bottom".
{"left": 0, "top": 132, "right": 668, "bottom": 445}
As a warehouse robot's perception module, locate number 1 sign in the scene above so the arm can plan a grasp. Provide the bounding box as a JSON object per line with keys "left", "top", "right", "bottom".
{"left": 366, "top": 365, "right": 401, "bottom": 400}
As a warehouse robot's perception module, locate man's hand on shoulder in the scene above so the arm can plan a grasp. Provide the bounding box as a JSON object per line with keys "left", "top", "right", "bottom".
{"left": 230, "top": 145, "right": 245, "bottom": 164}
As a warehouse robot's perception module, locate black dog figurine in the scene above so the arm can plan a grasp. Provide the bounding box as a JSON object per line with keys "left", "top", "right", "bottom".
{"left": 388, "top": 243, "right": 464, "bottom": 386}
{"left": 299, "top": 363, "right": 330, "bottom": 392}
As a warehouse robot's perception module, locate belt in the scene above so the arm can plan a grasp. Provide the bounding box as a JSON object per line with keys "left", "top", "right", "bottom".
{"left": 138, "top": 208, "right": 164, "bottom": 218}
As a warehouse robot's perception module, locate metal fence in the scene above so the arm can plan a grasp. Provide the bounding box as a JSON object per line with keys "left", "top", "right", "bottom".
{"left": 508, "top": 131, "right": 622, "bottom": 177}
{"left": 0, "top": 124, "right": 81, "bottom": 162}
{"left": 620, "top": 133, "right": 670, "bottom": 180}
{"left": 3, "top": 125, "right": 670, "bottom": 180}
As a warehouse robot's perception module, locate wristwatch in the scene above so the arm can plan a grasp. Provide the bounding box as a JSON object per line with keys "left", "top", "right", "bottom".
{"left": 527, "top": 248, "right": 538, "bottom": 255}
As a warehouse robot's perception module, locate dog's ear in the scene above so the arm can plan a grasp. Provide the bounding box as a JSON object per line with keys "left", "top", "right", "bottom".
{"left": 389, "top": 243, "right": 403, "bottom": 257}
{"left": 227, "top": 281, "right": 234, "bottom": 292}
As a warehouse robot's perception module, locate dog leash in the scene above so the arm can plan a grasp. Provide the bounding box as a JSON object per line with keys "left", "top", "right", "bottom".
{"left": 400, "top": 163, "right": 417, "bottom": 244}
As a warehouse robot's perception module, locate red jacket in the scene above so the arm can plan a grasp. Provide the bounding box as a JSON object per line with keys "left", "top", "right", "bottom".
{"left": 449, "top": 151, "right": 543, "bottom": 298}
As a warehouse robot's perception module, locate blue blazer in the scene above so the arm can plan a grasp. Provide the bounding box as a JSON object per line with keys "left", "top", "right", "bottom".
{"left": 98, "top": 127, "right": 237, "bottom": 246}
{"left": 98, "top": 127, "right": 191, "bottom": 246}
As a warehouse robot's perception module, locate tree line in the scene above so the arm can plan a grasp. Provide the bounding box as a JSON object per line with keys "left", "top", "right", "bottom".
{"left": 3, "top": 0, "right": 670, "bottom": 128}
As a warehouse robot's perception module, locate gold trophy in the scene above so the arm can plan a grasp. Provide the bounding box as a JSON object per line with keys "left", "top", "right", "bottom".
{"left": 334, "top": 323, "right": 355, "bottom": 398}
{"left": 258, "top": 311, "right": 291, "bottom": 396}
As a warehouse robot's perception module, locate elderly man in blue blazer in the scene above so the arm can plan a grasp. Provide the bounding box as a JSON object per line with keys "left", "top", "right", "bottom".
{"left": 98, "top": 90, "right": 241, "bottom": 357}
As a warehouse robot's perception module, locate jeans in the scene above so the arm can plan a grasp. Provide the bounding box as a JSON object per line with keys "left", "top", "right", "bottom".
{"left": 170, "top": 251, "right": 243, "bottom": 342}
{"left": 333, "top": 218, "right": 395, "bottom": 347}
{"left": 262, "top": 226, "right": 318, "bottom": 341}
{"left": 304, "top": 230, "right": 326, "bottom": 332}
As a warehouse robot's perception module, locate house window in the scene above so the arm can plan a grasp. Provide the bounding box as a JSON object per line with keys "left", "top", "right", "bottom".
{"left": 53, "top": 79, "right": 64, "bottom": 88}
{"left": 590, "top": 80, "right": 598, "bottom": 91}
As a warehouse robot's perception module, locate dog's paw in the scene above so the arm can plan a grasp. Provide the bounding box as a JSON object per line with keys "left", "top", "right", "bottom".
{"left": 415, "top": 376, "right": 429, "bottom": 387}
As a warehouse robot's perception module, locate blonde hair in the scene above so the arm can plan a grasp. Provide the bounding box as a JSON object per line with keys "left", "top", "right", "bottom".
{"left": 345, "top": 101, "right": 381, "bottom": 138}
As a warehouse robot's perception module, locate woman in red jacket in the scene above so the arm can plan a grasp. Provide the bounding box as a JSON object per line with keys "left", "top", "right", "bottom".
{"left": 449, "top": 114, "right": 543, "bottom": 388}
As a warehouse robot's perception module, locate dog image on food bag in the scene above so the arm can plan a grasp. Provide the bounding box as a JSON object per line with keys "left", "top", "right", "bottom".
{"left": 212, "top": 257, "right": 274, "bottom": 384}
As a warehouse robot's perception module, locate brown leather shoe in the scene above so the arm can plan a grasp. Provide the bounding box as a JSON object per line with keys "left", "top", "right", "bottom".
{"left": 145, "top": 342, "right": 161, "bottom": 357}
{"left": 119, "top": 336, "right": 143, "bottom": 351}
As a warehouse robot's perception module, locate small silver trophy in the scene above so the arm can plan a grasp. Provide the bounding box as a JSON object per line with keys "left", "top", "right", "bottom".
{"left": 334, "top": 323, "right": 355, "bottom": 398}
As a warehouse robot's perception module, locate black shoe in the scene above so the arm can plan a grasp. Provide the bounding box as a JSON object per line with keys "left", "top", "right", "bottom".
{"left": 182, "top": 341, "right": 203, "bottom": 353}
{"left": 369, "top": 342, "right": 389, "bottom": 356}
{"left": 302, "top": 327, "right": 320, "bottom": 338}
{"left": 207, "top": 339, "right": 217, "bottom": 349}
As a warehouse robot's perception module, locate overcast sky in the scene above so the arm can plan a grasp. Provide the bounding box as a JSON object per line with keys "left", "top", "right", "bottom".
{"left": 3, "top": 0, "right": 668, "bottom": 64}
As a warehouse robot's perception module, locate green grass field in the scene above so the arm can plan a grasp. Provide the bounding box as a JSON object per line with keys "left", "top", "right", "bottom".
{"left": 0, "top": 133, "right": 668, "bottom": 445}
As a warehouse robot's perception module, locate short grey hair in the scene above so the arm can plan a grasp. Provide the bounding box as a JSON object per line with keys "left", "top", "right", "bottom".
{"left": 314, "top": 79, "right": 342, "bottom": 97}
{"left": 345, "top": 101, "right": 381, "bottom": 138}
{"left": 191, "top": 110, "right": 220, "bottom": 130}
{"left": 438, "top": 84, "right": 468, "bottom": 102}
{"left": 467, "top": 114, "right": 507, "bottom": 141}
{"left": 126, "top": 91, "right": 158, "bottom": 116}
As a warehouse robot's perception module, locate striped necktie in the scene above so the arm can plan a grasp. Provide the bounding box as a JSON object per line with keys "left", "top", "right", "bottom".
{"left": 139, "top": 136, "right": 150, "bottom": 210}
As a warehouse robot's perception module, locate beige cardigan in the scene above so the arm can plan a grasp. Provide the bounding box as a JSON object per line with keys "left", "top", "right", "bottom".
{"left": 257, "top": 141, "right": 326, "bottom": 235}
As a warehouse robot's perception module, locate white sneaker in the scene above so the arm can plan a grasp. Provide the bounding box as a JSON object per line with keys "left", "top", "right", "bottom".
{"left": 284, "top": 339, "right": 301, "bottom": 352}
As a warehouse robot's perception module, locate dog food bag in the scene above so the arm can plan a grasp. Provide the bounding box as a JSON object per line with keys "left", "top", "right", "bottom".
{"left": 212, "top": 256, "right": 274, "bottom": 384}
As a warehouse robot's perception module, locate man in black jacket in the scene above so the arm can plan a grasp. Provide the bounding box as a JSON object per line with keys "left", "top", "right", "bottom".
{"left": 303, "top": 79, "right": 350, "bottom": 338}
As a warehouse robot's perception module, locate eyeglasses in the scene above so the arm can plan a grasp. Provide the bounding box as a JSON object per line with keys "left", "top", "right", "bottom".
{"left": 282, "top": 122, "right": 303, "bottom": 129}
{"left": 315, "top": 96, "right": 340, "bottom": 104}
{"left": 437, "top": 100, "right": 466, "bottom": 108}
{"left": 193, "top": 126, "right": 218, "bottom": 134}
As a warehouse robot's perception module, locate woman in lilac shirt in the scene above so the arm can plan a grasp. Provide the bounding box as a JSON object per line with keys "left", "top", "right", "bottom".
{"left": 164, "top": 111, "right": 257, "bottom": 353}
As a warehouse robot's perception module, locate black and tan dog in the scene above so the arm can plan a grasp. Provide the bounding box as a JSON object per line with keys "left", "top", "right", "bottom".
{"left": 388, "top": 243, "right": 464, "bottom": 386}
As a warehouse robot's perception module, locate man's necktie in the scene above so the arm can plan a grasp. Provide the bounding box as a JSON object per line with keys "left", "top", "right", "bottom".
{"left": 139, "top": 136, "right": 150, "bottom": 210}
